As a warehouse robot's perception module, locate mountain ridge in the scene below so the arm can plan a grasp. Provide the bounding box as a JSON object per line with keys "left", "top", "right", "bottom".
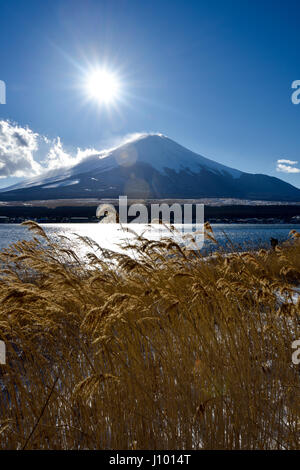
{"left": 0, "top": 134, "right": 300, "bottom": 202}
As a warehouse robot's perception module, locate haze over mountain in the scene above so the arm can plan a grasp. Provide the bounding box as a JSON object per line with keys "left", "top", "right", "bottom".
{"left": 1, "top": 134, "right": 300, "bottom": 202}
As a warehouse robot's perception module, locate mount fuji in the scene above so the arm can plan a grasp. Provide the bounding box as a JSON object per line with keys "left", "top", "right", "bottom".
{"left": 1, "top": 134, "right": 300, "bottom": 201}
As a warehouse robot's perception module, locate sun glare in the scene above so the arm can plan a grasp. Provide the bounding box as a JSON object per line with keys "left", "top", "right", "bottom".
{"left": 86, "top": 68, "right": 120, "bottom": 105}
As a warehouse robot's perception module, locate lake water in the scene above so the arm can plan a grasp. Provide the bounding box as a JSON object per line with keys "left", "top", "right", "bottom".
{"left": 0, "top": 223, "right": 299, "bottom": 258}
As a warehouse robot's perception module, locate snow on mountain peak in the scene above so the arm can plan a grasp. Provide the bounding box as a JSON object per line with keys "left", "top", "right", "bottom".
{"left": 2, "top": 132, "right": 300, "bottom": 202}
{"left": 0, "top": 133, "right": 242, "bottom": 193}
{"left": 103, "top": 133, "right": 242, "bottom": 178}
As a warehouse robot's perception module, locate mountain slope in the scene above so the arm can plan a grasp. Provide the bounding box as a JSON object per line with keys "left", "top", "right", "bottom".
{"left": 1, "top": 134, "right": 300, "bottom": 201}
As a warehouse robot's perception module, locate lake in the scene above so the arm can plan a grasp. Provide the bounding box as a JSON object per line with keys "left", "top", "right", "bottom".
{"left": 0, "top": 223, "right": 299, "bottom": 258}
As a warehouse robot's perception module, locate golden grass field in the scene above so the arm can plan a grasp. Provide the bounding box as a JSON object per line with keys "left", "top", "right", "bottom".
{"left": 0, "top": 221, "right": 299, "bottom": 450}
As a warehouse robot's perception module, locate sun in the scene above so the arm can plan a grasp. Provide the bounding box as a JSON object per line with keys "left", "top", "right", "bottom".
{"left": 86, "top": 68, "right": 120, "bottom": 105}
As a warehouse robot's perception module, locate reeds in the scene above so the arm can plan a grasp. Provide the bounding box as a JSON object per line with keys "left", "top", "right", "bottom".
{"left": 0, "top": 221, "right": 299, "bottom": 449}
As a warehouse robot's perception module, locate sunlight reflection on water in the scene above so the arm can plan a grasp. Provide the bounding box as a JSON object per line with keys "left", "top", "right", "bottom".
{"left": 0, "top": 223, "right": 299, "bottom": 259}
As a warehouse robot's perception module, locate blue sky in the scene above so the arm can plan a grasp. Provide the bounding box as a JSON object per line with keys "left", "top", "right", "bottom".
{"left": 1, "top": 0, "right": 300, "bottom": 188}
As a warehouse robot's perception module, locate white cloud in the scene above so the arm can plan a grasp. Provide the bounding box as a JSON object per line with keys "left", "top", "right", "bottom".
{"left": 43, "top": 137, "right": 95, "bottom": 170}
{"left": 0, "top": 120, "right": 99, "bottom": 178}
{"left": 0, "top": 121, "right": 163, "bottom": 183}
{"left": 0, "top": 120, "right": 41, "bottom": 178}
{"left": 276, "top": 158, "right": 300, "bottom": 174}
{"left": 277, "top": 159, "right": 298, "bottom": 165}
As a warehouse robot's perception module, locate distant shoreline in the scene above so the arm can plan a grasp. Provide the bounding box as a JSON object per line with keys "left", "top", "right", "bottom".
{"left": 1, "top": 201, "right": 300, "bottom": 224}
{"left": 1, "top": 197, "right": 300, "bottom": 207}
{"left": 1, "top": 220, "right": 300, "bottom": 225}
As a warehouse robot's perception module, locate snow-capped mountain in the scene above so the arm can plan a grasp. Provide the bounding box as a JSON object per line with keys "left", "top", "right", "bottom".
{"left": 1, "top": 134, "right": 300, "bottom": 201}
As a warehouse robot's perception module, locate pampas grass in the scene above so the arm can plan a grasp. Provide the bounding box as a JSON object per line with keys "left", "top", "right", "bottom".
{"left": 0, "top": 221, "right": 299, "bottom": 450}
